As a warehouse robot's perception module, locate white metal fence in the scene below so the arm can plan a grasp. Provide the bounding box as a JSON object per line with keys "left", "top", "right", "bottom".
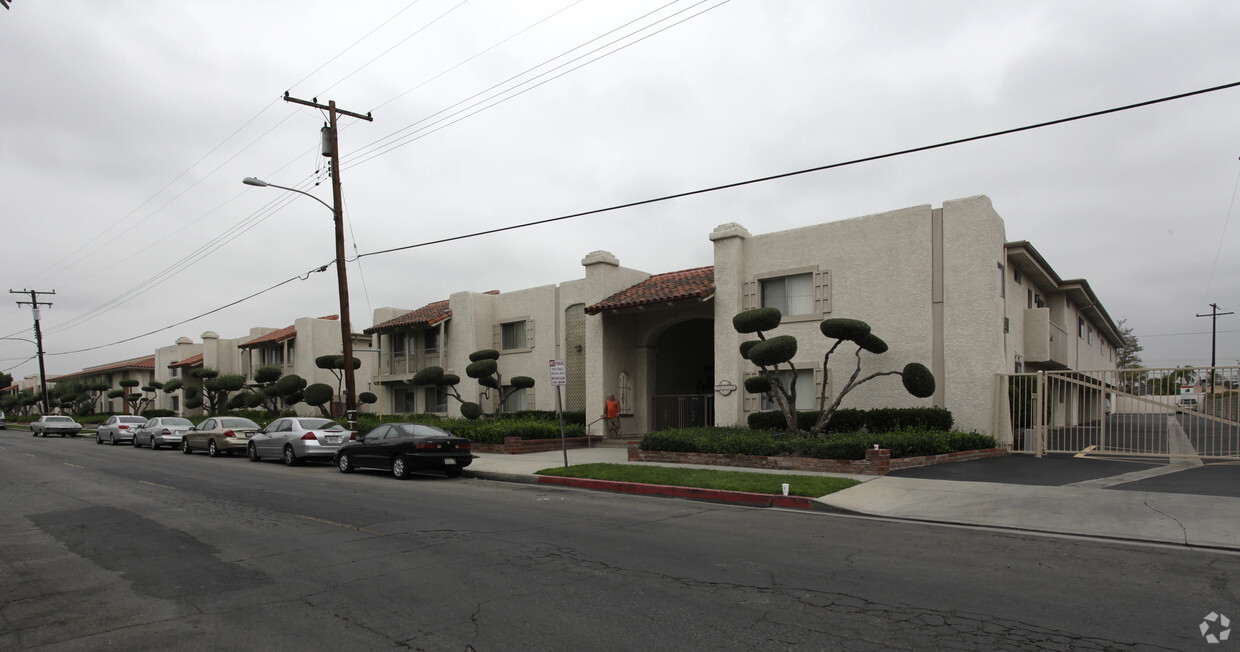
{"left": 999, "top": 366, "right": 1240, "bottom": 460}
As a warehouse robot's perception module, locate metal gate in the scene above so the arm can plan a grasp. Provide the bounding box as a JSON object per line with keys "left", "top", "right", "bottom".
{"left": 651, "top": 394, "right": 714, "bottom": 431}
{"left": 1000, "top": 366, "right": 1240, "bottom": 460}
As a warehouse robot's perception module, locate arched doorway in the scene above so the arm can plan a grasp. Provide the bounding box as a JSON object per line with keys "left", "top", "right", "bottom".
{"left": 652, "top": 318, "right": 714, "bottom": 429}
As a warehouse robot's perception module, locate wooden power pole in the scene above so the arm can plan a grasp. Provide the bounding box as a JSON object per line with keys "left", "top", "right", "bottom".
{"left": 282, "top": 92, "right": 372, "bottom": 429}
{"left": 11, "top": 289, "right": 54, "bottom": 413}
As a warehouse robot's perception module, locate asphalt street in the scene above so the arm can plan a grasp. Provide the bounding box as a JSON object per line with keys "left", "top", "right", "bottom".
{"left": 2, "top": 430, "right": 1238, "bottom": 650}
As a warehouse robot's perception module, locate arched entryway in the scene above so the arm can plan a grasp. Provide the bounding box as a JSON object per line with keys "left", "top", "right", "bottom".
{"left": 652, "top": 318, "right": 714, "bottom": 429}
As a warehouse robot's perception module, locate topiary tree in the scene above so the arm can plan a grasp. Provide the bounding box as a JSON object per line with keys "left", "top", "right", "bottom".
{"left": 303, "top": 383, "right": 335, "bottom": 418}
{"left": 315, "top": 355, "right": 361, "bottom": 416}
{"left": 735, "top": 309, "right": 935, "bottom": 436}
{"left": 464, "top": 349, "right": 535, "bottom": 417}
{"left": 274, "top": 374, "right": 307, "bottom": 410}
{"left": 408, "top": 365, "right": 479, "bottom": 419}
{"left": 193, "top": 368, "right": 246, "bottom": 415}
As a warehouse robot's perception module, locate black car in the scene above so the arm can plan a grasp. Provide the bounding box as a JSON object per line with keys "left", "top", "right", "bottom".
{"left": 334, "top": 423, "right": 473, "bottom": 479}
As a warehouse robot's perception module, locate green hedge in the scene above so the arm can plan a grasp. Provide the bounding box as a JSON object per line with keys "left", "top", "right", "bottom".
{"left": 746, "top": 407, "right": 953, "bottom": 433}
{"left": 641, "top": 426, "right": 995, "bottom": 460}
{"left": 353, "top": 412, "right": 585, "bottom": 442}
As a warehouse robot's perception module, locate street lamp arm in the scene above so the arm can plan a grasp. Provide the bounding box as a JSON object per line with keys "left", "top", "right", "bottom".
{"left": 242, "top": 177, "right": 335, "bottom": 214}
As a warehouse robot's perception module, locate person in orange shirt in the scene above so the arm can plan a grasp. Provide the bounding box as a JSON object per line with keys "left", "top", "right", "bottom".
{"left": 604, "top": 393, "right": 622, "bottom": 437}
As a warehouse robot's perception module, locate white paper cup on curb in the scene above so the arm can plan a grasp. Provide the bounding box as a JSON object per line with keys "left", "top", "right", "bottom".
{"left": 781, "top": 483, "right": 789, "bottom": 496}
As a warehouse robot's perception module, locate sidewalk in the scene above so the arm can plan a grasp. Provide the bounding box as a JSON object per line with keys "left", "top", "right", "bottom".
{"left": 466, "top": 446, "right": 1240, "bottom": 551}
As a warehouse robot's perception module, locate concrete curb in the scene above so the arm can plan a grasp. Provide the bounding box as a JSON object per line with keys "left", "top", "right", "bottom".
{"left": 465, "top": 470, "right": 543, "bottom": 485}
{"left": 535, "top": 475, "right": 821, "bottom": 509}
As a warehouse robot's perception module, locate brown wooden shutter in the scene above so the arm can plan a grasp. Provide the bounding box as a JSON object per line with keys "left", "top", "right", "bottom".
{"left": 492, "top": 323, "right": 500, "bottom": 350}
{"left": 526, "top": 318, "right": 534, "bottom": 348}
{"left": 742, "top": 280, "right": 757, "bottom": 310}
{"left": 816, "top": 269, "right": 831, "bottom": 315}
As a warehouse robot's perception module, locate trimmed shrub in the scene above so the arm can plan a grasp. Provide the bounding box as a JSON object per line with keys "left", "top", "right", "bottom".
{"left": 820, "top": 318, "right": 870, "bottom": 341}
{"left": 733, "top": 307, "right": 782, "bottom": 334}
{"left": 746, "top": 407, "right": 949, "bottom": 433}
{"left": 902, "top": 363, "right": 936, "bottom": 398}
{"left": 469, "top": 349, "right": 500, "bottom": 362}
{"left": 642, "top": 426, "right": 995, "bottom": 460}
{"left": 748, "top": 335, "right": 797, "bottom": 367}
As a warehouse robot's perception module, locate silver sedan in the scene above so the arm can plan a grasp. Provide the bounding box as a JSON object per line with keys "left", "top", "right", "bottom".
{"left": 132, "top": 417, "right": 194, "bottom": 450}
{"left": 248, "top": 417, "right": 353, "bottom": 466}
{"left": 96, "top": 415, "right": 148, "bottom": 445}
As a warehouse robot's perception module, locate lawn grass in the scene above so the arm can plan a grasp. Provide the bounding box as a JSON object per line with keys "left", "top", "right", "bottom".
{"left": 535, "top": 463, "right": 859, "bottom": 497}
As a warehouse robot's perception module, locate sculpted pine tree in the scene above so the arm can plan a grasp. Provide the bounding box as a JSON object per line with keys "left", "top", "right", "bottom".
{"left": 409, "top": 349, "right": 535, "bottom": 420}
{"left": 735, "top": 308, "right": 935, "bottom": 436}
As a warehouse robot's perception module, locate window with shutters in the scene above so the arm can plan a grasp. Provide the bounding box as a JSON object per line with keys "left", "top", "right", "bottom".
{"left": 743, "top": 364, "right": 824, "bottom": 413}
{"left": 744, "top": 267, "right": 830, "bottom": 321}
{"left": 503, "top": 386, "right": 528, "bottom": 412}
{"left": 496, "top": 318, "right": 533, "bottom": 352}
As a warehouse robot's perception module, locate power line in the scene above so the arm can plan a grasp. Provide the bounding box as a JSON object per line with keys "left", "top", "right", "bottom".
{"left": 344, "top": 0, "right": 727, "bottom": 169}
{"left": 33, "top": 78, "right": 1240, "bottom": 364}
{"left": 358, "top": 79, "right": 1240, "bottom": 260}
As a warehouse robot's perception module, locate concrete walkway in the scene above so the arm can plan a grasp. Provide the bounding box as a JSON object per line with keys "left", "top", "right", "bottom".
{"left": 466, "top": 446, "right": 1240, "bottom": 552}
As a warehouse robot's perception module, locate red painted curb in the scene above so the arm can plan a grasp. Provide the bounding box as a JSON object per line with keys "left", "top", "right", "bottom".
{"left": 537, "top": 476, "right": 815, "bottom": 509}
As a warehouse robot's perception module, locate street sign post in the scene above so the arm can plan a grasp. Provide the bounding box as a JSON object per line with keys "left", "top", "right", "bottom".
{"left": 549, "top": 360, "right": 568, "bottom": 467}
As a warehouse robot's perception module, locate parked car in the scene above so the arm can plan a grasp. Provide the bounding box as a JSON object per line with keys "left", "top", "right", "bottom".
{"left": 96, "top": 415, "right": 148, "bottom": 445}
{"left": 248, "top": 417, "right": 354, "bottom": 466}
{"left": 0, "top": 410, "right": 6, "bottom": 429}
{"left": 30, "top": 415, "right": 83, "bottom": 438}
{"left": 182, "top": 417, "right": 261, "bottom": 457}
{"left": 334, "top": 422, "right": 472, "bottom": 479}
{"left": 133, "top": 417, "right": 194, "bottom": 450}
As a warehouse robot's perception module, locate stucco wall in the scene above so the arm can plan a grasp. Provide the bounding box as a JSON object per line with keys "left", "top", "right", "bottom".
{"left": 715, "top": 203, "right": 939, "bottom": 427}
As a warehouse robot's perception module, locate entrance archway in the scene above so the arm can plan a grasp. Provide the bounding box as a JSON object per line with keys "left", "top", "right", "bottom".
{"left": 652, "top": 319, "right": 714, "bottom": 429}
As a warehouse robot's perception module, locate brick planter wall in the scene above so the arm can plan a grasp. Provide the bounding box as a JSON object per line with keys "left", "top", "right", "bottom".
{"left": 471, "top": 436, "right": 596, "bottom": 455}
{"left": 627, "top": 445, "right": 1008, "bottom": 475}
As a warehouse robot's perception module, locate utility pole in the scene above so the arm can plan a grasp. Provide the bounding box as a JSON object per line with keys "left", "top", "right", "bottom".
{"left": 10, "top": 289, "right": 54, "bottom": 413}
{"left": 1195, "top": 303, "right": 1233, "bottom": 394}
{"left": 282, "top": 92, "right": 372, "bottom": 430}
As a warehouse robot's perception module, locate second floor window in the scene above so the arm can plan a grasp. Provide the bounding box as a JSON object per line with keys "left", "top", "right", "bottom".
{"left": 501, "top": 321, "right": 527, "bottom": 350}
{"left": 424, "top": 329, "right": 439, "bottom": 354}
{"left": 761, "top": 274, "right": 813, "bottom": 316}
{"left": 392, "top": 333, "right": 406, "bottom": 356}
{"left": 759, "top": 369, "right": 815, "bottom": 411}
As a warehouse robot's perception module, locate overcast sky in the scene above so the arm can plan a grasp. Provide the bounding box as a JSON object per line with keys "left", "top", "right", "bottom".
{"left": 2, "top": 0, "right": 1237, "bottom": 381}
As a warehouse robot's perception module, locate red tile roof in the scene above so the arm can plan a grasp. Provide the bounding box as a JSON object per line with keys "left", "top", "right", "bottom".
{"left": 51, "top": 356, "right": 156, "bottom": 381}
{"left": 364, "top": 300, "right": 451, "bottom": 335}
{"left": 170, "top": 353, "right": 204, "bottom": 368}
{"left": 585, "top": 266, "right": 715, "bottom": 315}
{"left": 239, "top": 316, "right": 338, "bottom": 349}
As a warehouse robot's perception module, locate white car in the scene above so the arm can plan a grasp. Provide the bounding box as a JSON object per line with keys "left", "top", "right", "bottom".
{"left": 132, "top": 417, "right": 194, "bottom": 450}
{"left": 30, "top": 415, "right": 83, "bottom": 437}
{"left": 96, "top": 415, "right": 148, "bottom": 445}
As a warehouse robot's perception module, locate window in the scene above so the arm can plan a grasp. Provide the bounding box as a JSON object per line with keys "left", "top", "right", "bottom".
{"left": 503, "top": 386, "right": 527, "bottom": 412}
{"left": 501, "top": 321, "right": 527, "bottom": 350}
{"left": 171, "top": 396, "right": 179, "bottom": 412}
{"left": 1079, "top": 317, "right": 1085, "bottom": 339}
{"left": 1013, "top": 266, "right": 1022, "bottom": 285}
{"left": 424, "top": 386, "right": 447, "bottom": 413}
{"left": 761, "top": 274, "right": 814, "bottom": 316}
{"left": 759, "top": 369, "right": 815, "bottom": 411}
{"left": 392, "top": 387, "right": 414, "bottom": 413}
{"left": 1087, "top": 326, "right": 1093, "bottom": 345}
{"left": 1027, "top": 289, "right": 1033, "bottom": 310}
{"left": 171, "top": 367, "right": 179, "bottom": 378}
{"left": 392, "top": 332, "right": 406, "bottom": 356}
{"left": 424, "top": 329, "right": 439, "bottom": 354}
{"left": 998, "top": 263, "right": 1005, "bottom": 298}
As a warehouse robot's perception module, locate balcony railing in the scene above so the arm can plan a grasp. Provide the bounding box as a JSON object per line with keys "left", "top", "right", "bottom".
{"left": 380, "top": 351, "right": 440, "bottom": 376}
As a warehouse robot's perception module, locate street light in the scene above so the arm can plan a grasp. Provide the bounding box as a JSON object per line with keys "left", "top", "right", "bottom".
{"left": 243, "top": 175, "right": 359, "bottom": 429}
